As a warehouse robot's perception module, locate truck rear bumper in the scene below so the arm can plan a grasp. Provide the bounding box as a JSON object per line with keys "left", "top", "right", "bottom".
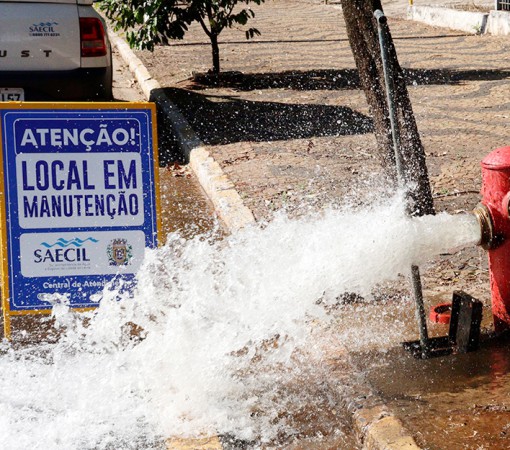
{"left": 0, "top": 67, "right": 113, "bottom": 101}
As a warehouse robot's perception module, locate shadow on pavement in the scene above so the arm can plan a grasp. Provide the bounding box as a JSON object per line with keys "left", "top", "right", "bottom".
{"left": 190, "top": 69, "right": 361, "bottom": 91}
{"left": 402, "top": 68, "right": 510, "bottom": 85}
{"left": 153, "top": 67, "right": 510, "bottom": 158}
{"left": 162, "top": 87, "right": 373, "bottom": 145}
{"left": 187, "top": 68, "right": 510, "bottom": 91}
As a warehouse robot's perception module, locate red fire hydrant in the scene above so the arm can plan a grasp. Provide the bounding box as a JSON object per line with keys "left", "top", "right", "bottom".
{"left": 476, "top": 146, "right": 510, "bottom": 333}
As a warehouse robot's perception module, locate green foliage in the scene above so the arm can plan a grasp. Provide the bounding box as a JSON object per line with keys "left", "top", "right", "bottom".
{"left": 100, "top": 0, "right": 264, "bottom": 53}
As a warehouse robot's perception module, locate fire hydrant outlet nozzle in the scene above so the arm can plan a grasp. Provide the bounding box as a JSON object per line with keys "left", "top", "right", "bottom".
{"left": 473, "top": 203, "right": 496, "bottom": 250}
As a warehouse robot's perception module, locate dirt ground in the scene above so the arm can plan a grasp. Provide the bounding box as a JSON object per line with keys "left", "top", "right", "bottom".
{"left": 133, "top": 0, "right": 510, "bottom": 312}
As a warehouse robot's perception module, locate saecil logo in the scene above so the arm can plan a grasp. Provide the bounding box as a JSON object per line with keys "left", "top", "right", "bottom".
{"left": 33, "top": 237, "right": 98, "bottom": 264}
{"left": 29, "top": 21, "right": 60, "bottom": 37}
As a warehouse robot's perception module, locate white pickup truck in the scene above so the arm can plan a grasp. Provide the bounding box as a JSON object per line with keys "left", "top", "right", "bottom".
{"left": 0, "top": 0, "right": 113, "bottom": 101}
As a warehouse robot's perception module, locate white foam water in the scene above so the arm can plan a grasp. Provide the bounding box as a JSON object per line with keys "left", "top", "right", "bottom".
{"left": 0, "top": 195, "right": 481, "bottom": 449}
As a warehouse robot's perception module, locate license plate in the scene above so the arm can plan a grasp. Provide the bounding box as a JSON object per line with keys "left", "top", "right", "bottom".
{"left": 0, "top": 88, "right": 24, "bottom": 101}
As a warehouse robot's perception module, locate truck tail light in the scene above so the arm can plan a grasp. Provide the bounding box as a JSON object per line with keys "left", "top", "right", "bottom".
{"left": 79, "top": 17, "right": 107, "bottom": 57}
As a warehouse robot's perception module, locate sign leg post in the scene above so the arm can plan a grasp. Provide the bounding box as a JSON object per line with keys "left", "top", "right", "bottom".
{"left": 3, "top": 309, "right": 11, "bottom": 340}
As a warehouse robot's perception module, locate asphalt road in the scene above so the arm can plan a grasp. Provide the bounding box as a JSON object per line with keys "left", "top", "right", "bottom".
{"left": 111, "top": 48, "right": 146, "bottom": 102}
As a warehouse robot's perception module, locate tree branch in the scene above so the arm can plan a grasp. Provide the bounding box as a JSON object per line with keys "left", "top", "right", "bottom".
{"left": 198, "top": 14, "right": 212, "bottom": 37}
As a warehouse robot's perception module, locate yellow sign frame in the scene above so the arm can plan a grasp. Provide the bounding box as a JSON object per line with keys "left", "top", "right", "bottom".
{"left": 0, "top": 102, "right": 162, "bottom": 339}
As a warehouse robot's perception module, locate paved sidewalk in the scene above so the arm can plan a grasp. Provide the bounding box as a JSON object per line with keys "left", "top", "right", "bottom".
{"left": 133, "top": 0, "right": 510, "bottom": 297}
{"left": 136, "top": 0, "right": 506, "bottom": 216}
{"left": 119, "top": 0, "right": 510, "bottom": 447}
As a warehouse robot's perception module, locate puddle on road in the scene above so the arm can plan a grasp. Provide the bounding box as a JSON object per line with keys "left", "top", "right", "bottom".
{"left": 351, "top": 333, "right": 510, "bottom": 450}
{"left": 158, "top": 166, "right": 223, "bottom": 240}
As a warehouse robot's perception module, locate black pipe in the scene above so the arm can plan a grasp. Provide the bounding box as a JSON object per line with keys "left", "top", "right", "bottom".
{"left": 374, "top": 9, "right": 429, "bottom": 353}
{"left": 374, "top": 10, "right": 405, "bottom": 190}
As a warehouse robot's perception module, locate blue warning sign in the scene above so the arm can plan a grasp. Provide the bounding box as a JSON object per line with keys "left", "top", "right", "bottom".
{"left": 0, "top": 103, "right": 160, "bottom": 316}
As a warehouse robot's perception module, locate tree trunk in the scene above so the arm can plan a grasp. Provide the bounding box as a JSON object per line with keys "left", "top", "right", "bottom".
{"left": 341, "top": 0, "right": 434, "bottom": 216}
{"left": 210, "top": 33, "right": 220, "bottom": 74}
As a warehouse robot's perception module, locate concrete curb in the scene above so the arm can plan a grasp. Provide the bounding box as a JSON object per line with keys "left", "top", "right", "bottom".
{"left": 166, "top": 436, "right": 223, "bottom": 450}
{"left": 408, "top": 5, "right": 488, "bottom": 34}
{"left": 486, "top": 10, "right": 510, "bottom": 35}
{"left": 326, "top": 349, "right": 421, "bottom": 450}
{"left": 108, "top": 29, "right": 256, "bottom": 234}
{"left": 354, "top": 406, "right": 421, "bottom": 450}
{"left": 408, "top": 6, "right": 510, "bottom": 36}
